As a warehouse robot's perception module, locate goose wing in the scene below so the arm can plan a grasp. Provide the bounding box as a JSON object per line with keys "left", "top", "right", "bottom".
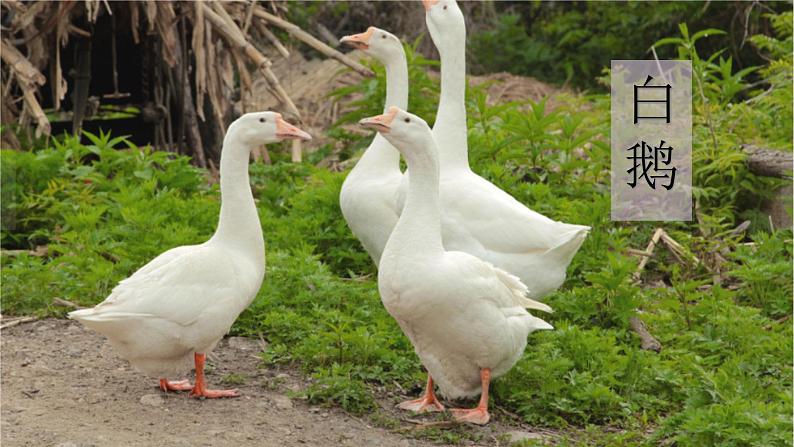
{"left": 71, "top": 245, "right": 246, "bottom": 327}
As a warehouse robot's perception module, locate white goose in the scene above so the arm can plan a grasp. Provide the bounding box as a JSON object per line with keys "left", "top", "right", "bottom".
{"left": 69, "top": 112, "right": 311, "bottom": 398}
{"left": 407, "top": 0, "right": 590, "bottom": 299}
{"left": 361, "top": 107, "right": 553, "bottom": 425}
{"left": 339, "top": 27, "right": 408, "bottom": 265}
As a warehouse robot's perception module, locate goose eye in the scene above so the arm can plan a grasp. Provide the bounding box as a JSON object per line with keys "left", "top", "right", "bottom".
{"left": 404, "top": 118, "right": 410, "bottom": 123}
{"left": 443, "top": 5, "right": 447, "bottom": 9}
{"left": 381, "top": 34, "right": 387, "bottom": 39}
{"left": 259, "top": 118, "right": 266, "bottom": 123}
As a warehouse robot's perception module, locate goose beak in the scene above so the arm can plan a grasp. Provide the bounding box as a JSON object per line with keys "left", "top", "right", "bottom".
{"left": 276, "top": 116, "right": 312, "bottom": 141}
{"left": 422, "top": 0, "right": 440, "bottom": 11}
{"left": 340, "top": 27, "right": 375, "bottom": 50}
{"left": 359, "top": 107, "right": 399, "bottom": 134}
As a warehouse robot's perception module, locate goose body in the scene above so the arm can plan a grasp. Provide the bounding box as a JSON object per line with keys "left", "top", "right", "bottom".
{"left": 70, "top": 112, "right": 311, "bottom": 396}
{"left": 339, "top": 27, "right": 408, "bottom": 265}
{"left": 405, "top": 0, "right": 589, "bottom": 298}
{"left": 362, "top": 107, "right": 552, "bottom": 424}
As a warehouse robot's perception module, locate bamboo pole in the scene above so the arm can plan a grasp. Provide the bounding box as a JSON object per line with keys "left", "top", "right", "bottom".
{"left": 203, "top": 4, "right": 301, "bottom": 119}
{"left": 0, "top": 39, "right": 46, "bottom": 86}
{"left": 252, "top": 8, "right": 373, "bottom": 77}
{"left": 254, "top": 20, "right": 290, "bottom": 59}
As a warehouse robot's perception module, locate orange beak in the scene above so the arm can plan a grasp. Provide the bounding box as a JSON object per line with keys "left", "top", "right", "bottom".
{"left": 276, "top": 115, "right": 312, "bottom": 141}
{"left": 359, "top": 107, "right": 399, "bottom": 133}
{"left": 422, "top": 0, "right": 439, "bottom": 12}
{"left": 340, "top": 27, "right": 375, "bottom": 50}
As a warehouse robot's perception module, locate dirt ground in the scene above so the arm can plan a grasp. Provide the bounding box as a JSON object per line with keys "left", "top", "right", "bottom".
{"left": 1, "top": 319, "right": 550, "bottom": 447}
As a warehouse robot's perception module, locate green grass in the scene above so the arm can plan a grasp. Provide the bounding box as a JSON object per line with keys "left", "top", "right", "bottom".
{"left": 2, "top": 17, "right": 792, "bottom": 446}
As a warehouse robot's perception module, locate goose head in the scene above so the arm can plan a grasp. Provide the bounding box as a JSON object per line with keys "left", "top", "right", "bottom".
{"left": 340, "top": 26, "right": 403, "bottom": 63}
{"left": 423, "top": 0, "right": 465, "bottom": 54}
{"left": 227, "top": 111, "right": 311, "bottom": 146}
{"left": 359, "top": 107, "right": 433, "bottom": 157}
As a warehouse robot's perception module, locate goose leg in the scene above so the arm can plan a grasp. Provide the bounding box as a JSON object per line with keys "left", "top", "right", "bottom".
{"left": 397, "top": 375, "right": 445, "bottom": 413}
{"left": 159, "top": 378, "right": 193, "bottom": 392}
{"left": 450, "top": 368, "right": 490, "bottom": 425}
{"left": 188, "top": 353, "right": 240, "bottom": 399}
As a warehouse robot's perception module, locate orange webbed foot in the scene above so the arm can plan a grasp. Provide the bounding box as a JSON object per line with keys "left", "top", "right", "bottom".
{"left": 189, "top": 387, "right": 240, "bottom": 399}
{"left": 450, "top": 407, "right": 490, "bottom": 425}
{"left": 397, "top": 395, "right": 445, "bottom": 413}
{"left": 159, "top": 378, "right": 193, "bottom": 392}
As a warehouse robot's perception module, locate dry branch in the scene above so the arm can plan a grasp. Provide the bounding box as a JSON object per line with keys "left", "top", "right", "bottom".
{"left": 21, "top": 85, "right": 49, "bottom": 137}
{"left": 0, "top": 316, "right": 38, "bottom": 330}
{"left": 203, "top": 4, "right": 300, "bottom": 119}
{"left": 253, "top": 7, "right": 373, "bottom": 77}
{"left": 633, "top": 228, "right": 664, "bottom": 280}
{"left": 1, "top": 39, "right": 46, "bottom": 86}
{"left": 254, "top": 20, "right": 290, "bottom": 59}
{"left": 53, "top": 297, "right": 82, "bottom": 309}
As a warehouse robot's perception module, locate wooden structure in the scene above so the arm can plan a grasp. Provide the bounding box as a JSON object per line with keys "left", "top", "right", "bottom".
{"left": 1, "top": 1, "right": 372, "bottom": 166}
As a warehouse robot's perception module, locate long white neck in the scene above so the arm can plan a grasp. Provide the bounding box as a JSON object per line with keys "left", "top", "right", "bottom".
{"left": 356, "top": 49, "right": 409, "bottom": 171}
{"left": 210, "top": 132, "right": 265, "bottom": 261}
{"left": 387, "top": 133, "right": 444, "bottom": 255}
{"left": 432, "top": 22, "right": 469, "bottom": 171}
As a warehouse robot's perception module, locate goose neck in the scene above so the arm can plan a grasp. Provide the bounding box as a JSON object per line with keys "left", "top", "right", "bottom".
{"left": 433, "top": 26, "right": 469, "bottom": 170}
{"left": 211, "top": 133, "right": 265, "bottom": 259}
{"left": 383, "top": 48, "right": 409, "bottom": 112}
{"left": 389, "top": 134, "right": 444, "bottom": 255}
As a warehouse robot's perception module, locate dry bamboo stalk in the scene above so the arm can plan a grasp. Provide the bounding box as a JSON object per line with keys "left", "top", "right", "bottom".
{"left": 21, "top": 86, "right": 50, "bottom": 137}
{"left": 254, "top": 20, "right": 290, "bottom": 59}
{"left": 252, "top": 8, "right": 373, "bottom": 77}
{"left": 203, "top": 4, "right": 300, "bottom": 119}
{"left": 130, "top": 1, "right": 140, "bottom": 43}
{"left": 241, "top": 0, "right": 256, "bottom": 35}
{"left": 634, "top": 228, "right": 664, "bottom": 280}
{"left": 291, "top": 139, "right": 302, "bottom": 163}
{"left": 154, "top": 1, "right": 178, "bottom": 66}
{"left": 659, "top": 231, "right": 700, "bottom": 265}
{"left": 144, "top": 0, "right": 156, "bottom": 32}
{"left": 192, "top": 0, "right": 206, "bottom": 120}
{"left": 1, "top": 40, "right": 46, "bottom": 86}
{"left": 10, "top": 1, "right": 47, "bottom": 32}
{"left": 626, "top": 248, "right": 653, "bottom": 257}
{"left": 68, "top": 24, "right": 91, "bottom": 38}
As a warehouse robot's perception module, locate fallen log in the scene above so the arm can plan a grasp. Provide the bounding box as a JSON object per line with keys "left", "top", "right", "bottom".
{"left": 743, "top": 145, "right": 793, "bottom": 178}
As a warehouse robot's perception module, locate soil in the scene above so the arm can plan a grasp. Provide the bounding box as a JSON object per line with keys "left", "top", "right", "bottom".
{"left": 1, "top": 319, "right": 551, "bottom": 447}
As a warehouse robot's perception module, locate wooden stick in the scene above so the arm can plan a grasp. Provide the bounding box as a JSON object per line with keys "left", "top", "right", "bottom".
{"left": 254, "top": 20, "right": 290, "bottom": 59}
{"left": 629, "top": 316, "right": 661, "bottom": 352}
{"left": 626, "top": 248, "right": 652, "bottom": 257}
{"left": 21, "top": 86, "right": 50, "bottom": 137}
{"left": 0, "top": 39, "right": 46, "bottom": 86}
{"left": 291, "top": 139, "right": 302, "bottom": 163}
{"left": 659, "top": 231, "right": 700, "bottom": 266}
{"left": 252, "top": 7, "right": 373, "bottom": 77}
{"left": 53, "top": 297, "right": 82, "bottom": 309}
{"left": 203, "top": 4, "right": 301, "bottom": 119}
{"left": 633, "top": 228, "right": 664, "bottom": 280}
{"left": 0, "top": 316, "right": 37, "bottom": 330}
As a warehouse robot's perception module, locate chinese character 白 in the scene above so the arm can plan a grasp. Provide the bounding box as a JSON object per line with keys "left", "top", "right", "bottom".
{"left": 627, "top": 140, "right": 677, "bottom": 190}
{"left": 634, "top": 75, "right": 671, "bottom": 124}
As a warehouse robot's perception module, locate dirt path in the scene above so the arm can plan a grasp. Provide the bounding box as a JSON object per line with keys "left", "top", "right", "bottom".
{"left": 1, "top": 319, "right": 446, "bottom": 447}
